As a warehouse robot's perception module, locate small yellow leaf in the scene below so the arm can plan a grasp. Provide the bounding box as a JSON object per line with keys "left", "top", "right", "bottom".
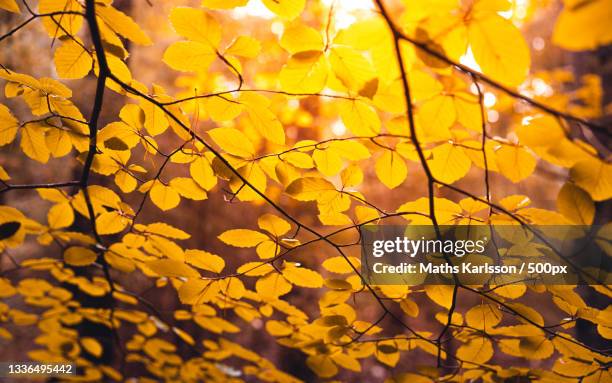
{"left": 21, "top": 124, "right": 50, "bottom": 163}
{"left": 375, "top": 151, "right": 407, "bottom": 189}
{"left": 96, "top": 211, "right": 129, "bottom": 235}
{"left": 48, "top": 202, "right": 74, "bottom": 229}
{"left": 570, "top": 157, "right": 612, "bottom": 201}
{"left": 286, "top": 177, "right": 335, "bottom": 201}
{"left": 202, "top": 0, "right": 248, "bottom": 9}
{"left": 279, "top": 50, "right": 328, "bottom": 93}
{"left": 225, "top": 36, "right": 261, "bottom": 58}
{"left": 469, "top": 14, "right": 530, "bottom": 86}
{"left": 282, "top": 264, "right": 323, "bottom": 288}
{"left": 54, "top": 40, "right": 93, "bottom": 79}
{"left": 465, "top": 304, "right": 502, "bottom": 330}
{"left": 256, "top": 272, "right": 292, "bottom": 299}
{"left": 313, "top": 148, "right": 343, "bottom": 176}
{"left": 322, "top": 256, "right": 360, "bottom": 274}
{"left": 170, "top": 7, "right": 221, "bottom": 46}
{"left": 0, "top": 104, "right": 18, "bottom": 146}
{"left": 306, "top": 354, "right": 337, "bottom": 378}
{"left": 169, "top": 177, "right": 207, "bottom": 201}
{"left": 495, "top": 145, "right": 536, "bottom": 182}
{"left": 64, "top": 246, "right": 97, "bottom": 267}
{"left": 0, "top": 0, "right": 19, "bottom": 13}
{"left": 257, "top": 214, "right": 291, "bottom": 236}
{"left": 147, "top": 259, "right": 200, "bottom": 278}
{"left": 218, "top": 229, "right": 268, "bottom": 248}
{"left": 424, "top": 285, "right": 454, "bottom": 309}
{"left": 97, "top": 4, "right": 152, "bottom": 45}
{"left": 262, "top": 0, "right": 305, "bottom": 20}
{"left": 340, "top": 100, "right": 381, "bottom": 137}
{"left": 81, "top": 337, "right": 103, "bottom": 358}
{"left": 185, "top": 249, "right": 224, "bottom": 273}
{"left": 280, "top": 23, "right": 323, "bottom": 54}
{"left": 557, "top": 182, "right": 595, "bottom": 224}
{"left": 457, "top": 337, "right": 494, "bottom": 365}
{"left": 163, "top": 41, "right": 217, "bottom": 73}
{"left": 207, "top": 127, "right": 255, "bottom": 158}
{"left": 150, "top": 182, "right": 181, "bottom": 211}
{"left": 428, "top": 143, "right": 471, "bottom": 184}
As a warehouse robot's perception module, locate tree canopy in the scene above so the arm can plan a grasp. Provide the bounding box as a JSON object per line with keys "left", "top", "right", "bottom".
{"left": 0, "top": 0, "right": 610, "bottom": 382}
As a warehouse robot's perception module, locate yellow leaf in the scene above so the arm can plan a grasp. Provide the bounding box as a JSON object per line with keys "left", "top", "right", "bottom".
{"left": 169, "top": 177, "right": 207, "bottom": 201}
{"left": 469, "top": 14, "right": 530, "bottom": 86}
{"left": 400, "top": 299, "right": 419, "bottom": 317}
{"left": 329, "top": 46, "right": 376, "bottom": 91}
{"left": 256, "top": 240, "right": 279, "bottom": 259}
{"left": 418, "top": 95, "right": 455, "bottom": 140}
{"left": 424, "top": 285, "right": 454, "bottom": 309}
{"left": 54, "top": 40, "right": 92, "bottom": 79}
{"left": 0, "top": 165, "right": 9, "bottom": 181}
{"left": 48, "top": 202, "right": 74, "bottom": 229}
{"left": 0, "top": 104, "right": 18, "bottom": 146}
{"left": 507, "top": 302, "right": 544, "bottom": 326}
{"left": 341, "top": 163, "right": 364, "bottom": 187}
{"left": 21, "top": 123, "right": 50, "bottom": 163}
{"left": 185, "top": 249, "right": 224, "bottom": 273}
{"left": 207, "top": 127, "right": 255, "bottom": 158}
{"left": 218, "top": 229, "right": 268, "bottom": 247}
{"left": 519, "top": 336, "right": 554, "bottom": 359}
{"left": 225, "top": 36, "right": 261, "bottom": 58}
{"left": 322, "top": 256, "right": 360, "bottom": 274}
{"left": 428, "top": 143, "right": 471, "bottom": 184}
{"left": 39, "top": 0, "right": 82, "bottom": 38}
{"left": 457, "top": 337, "right": 494, "bottom": 365}
{"left": 553, "top": 0, "right": 612, "bottom": 51}
{"left": 170, "top": 7, "right": 221, "bottom": 46}
{"left": 190, "top": 157, "right": 217, "bottom": 191}
{"left": 286, "top": 177, "right": 335, "bottom": 201}
{"left": 202, "top": 0, "right": 248, "bottom": 9}
{"left": 172, "top": 327, "right": 195, "bottom": 346}
{"left": 81, "top": 337, "right": 103, "bottom": 358}
{"left": 306, "top": 354, "right": 337, "bottom": 378}
{"left": 150, "top": 182, "right": 181, "bottom": 211}
{"left": 137, "top": 222, "right": 189, "bottom": 240}
{"left": 282, "top": 264, "right": 323, "bottom": 288}
{"left": 256, "top": 272, "right": 292, "bottom": 299}
{"left": 465, "top": 304, "right": 502, "bottom": 330}
{"left": 495, "top": 145, "right": 536, "bottom": 182}
{"left": 279, "top": 51, "right": 328, "bottom": 93}
{"left": 205, "top": 95, "right": 243, "bottom": 122}
{"left": 375, "top": 151, "right": 407, "bottom": 189}
{"left": 376, "top": 341, "right": 400, "bottom": 367}
{"left": 64, "top": 246, "right": 97, "bottom": 267}
{"left": 280, "top": 23, "right": 323, "bottom": 54}
{"left": 557, "top": 182, "right": 595, "bottom": 224}
{"left": 96, "top": 211, "right": 129, "bottom": 235}
{"left": 46, "top": 128, "right": 72, "bottom": 158}
{"left": 340, "top": 100, "right": 381, "bottom": 137}
{"left": 327, "top": 140, "right": 370, "bottom": 161}
{"left": 257, "top": 214, "right": 291, "bottom": 236}
{"left": 239, "top": 93, "right": 285, "bottom": 145}
{"left": 230, "top": 162, "right": 267, "bottom": 202}
{"left": 313, "top": 148, "right": 343, "bottom": 176}
{"left": 570, "top": 157, "right": 612, "bottom": 201}
{"left": 262, "top": 0, "right": 305, "bottom": 20}
{"left": 163, "top": 41, "right": 217, "bottom": 73}
{"left": 147, "top": 259, "right": 200, "bottom": 278}
{"left": 97, "top": 4, "right": 152, "bottom": 45}
{"left": 0, "top": 0, "right": 19, "bottom": 13}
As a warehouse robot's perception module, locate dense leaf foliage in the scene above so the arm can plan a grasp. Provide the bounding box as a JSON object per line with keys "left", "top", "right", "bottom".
{"left": 0, "top": 0, "right": 610, "bottom": 382}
